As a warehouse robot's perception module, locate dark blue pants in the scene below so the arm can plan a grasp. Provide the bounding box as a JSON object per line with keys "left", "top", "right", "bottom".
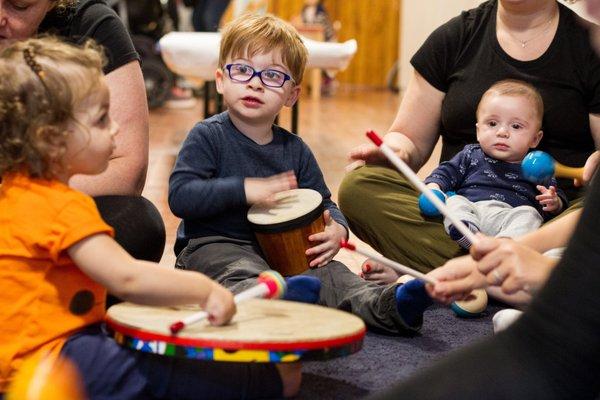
{"left": 176, "top": 236, "right": 413, "bottom": 335}
{"left": 60, "top": 325, "right": 282, "bottom": 400}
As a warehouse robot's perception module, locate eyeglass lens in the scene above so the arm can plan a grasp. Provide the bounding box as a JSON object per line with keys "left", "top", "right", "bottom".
{"left": 229, "top": 64, "right": 287, "bottom": 87}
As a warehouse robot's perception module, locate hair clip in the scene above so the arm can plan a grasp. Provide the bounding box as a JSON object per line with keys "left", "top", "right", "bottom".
{"left": 23, "top": 47, "right": 45, "bottom": 79}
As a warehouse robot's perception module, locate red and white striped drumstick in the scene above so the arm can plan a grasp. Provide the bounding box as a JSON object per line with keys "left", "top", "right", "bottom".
{"left": 340, "top": 240, "right": 437, "bottom": 285}
{"left": 169, "top": 270, "right": 286, "bottom": 334}
{"left": 366, "top": 130, "right": 479, "bottom": 246}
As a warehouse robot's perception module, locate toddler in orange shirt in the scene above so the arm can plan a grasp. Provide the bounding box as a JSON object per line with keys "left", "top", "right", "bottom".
{"left": 0, "top": 37, "right": 299, "bottom": 399}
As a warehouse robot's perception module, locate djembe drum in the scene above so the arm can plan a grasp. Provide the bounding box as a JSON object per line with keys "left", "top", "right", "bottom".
{"left": 248, "top": 188, "right": 325, "bottom": 276}
{"left": 106, "top": 299, "right": 365, "bottom": 362}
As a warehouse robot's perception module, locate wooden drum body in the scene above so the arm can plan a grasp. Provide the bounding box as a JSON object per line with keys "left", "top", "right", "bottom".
{"left": 106, "top": 299, "right": 365, "bottom": 363}
{"left": 248, "top": 189, "right": 325, "bottom": 276}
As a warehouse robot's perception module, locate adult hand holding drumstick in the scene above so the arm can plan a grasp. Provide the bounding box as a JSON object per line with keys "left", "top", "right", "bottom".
{"left": 425, "top": 236, "right": 556, "bottom": 306}
{"left": 426, "top": 206, "right": 581, "bottom": 307}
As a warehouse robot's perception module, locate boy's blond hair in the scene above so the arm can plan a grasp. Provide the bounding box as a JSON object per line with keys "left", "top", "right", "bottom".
{"left": 0, "top": 37, "right": 105, "bottom": 179}
{"left": 477, "top": 79, "right": 544, "bottom": 129}
{"left": 219, "top": 14, "right": 308, "bottom": 84}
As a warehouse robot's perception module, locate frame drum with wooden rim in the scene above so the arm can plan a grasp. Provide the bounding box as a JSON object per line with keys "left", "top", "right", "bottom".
{"left": 247, "top": 189, "right": 325, "bottom": 276}
{"left": 106, "top": 299, "right": 365, "bottom": 362}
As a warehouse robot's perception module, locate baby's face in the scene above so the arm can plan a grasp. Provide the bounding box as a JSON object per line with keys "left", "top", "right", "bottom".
{"left": 476, "top": 94, "right": 542, "bottom": 163}
{"left": 215, "top": 49, "right": 300, "bottom": 127}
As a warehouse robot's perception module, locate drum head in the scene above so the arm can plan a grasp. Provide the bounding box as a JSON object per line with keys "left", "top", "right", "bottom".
{"left": 248, "top": 189, "right": 323, "bottom": 233}
{"left": 106, "top": 299, "right": 365, "bottom": 362}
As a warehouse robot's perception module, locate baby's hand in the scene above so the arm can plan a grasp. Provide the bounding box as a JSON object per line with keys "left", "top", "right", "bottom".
{"left": 244, "top": 171, "right": 297, "bottom": 206}
{"left": 535, "top": 185, "right": 562, "bottom": 213}
{"left": 305, "top": 210, "right": 348, "bottom": 268}
{"left": 204, "top": 282, "right": 236, "bottom": 326}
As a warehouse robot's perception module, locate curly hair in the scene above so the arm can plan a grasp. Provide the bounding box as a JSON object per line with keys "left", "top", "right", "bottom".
{"left": 0, "top": 36, "right": 105, "bottom": 179}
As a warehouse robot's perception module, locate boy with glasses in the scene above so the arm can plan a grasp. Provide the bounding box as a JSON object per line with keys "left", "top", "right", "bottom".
{"left": 169, "top": 14, "right": 434, "bottom": 334}
{"left": 423, "top": 79, "right": 566, "bottom": 249}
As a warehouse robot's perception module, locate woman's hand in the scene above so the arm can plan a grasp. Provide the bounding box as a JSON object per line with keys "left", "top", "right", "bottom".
{"left": 472, "top": 236, "right": 558, "bottom": 295}
{"left": 575, "top": 150, "right": 600, "bottom": 187}
{"left": 346, "top": 143, "right": 389, "bottom": 171}
{"left": 425, "top": 255, "right": 487, "bottom": 304}
{"left": 306, "top": 210, "right": 347, "bottom": 267}
{"left": 345, "top": 132, "right": 415, "bottom": 171}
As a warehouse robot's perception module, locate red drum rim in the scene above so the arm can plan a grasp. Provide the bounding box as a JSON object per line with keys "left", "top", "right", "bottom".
{"left": 106, "top": 318, "right": 366, "bottom": 351}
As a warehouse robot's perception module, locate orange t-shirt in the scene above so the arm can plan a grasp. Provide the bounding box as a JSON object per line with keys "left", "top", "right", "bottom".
{"left": 0, "top": 174, "right": 114, "bottom": 391}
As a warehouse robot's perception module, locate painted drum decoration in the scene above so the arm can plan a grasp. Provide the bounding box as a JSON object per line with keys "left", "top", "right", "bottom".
{"left": 106, "top": 299, "right": 366, "bottom": 363}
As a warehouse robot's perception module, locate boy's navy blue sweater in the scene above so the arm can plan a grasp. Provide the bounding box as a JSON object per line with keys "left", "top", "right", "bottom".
{"left": 169, "top": 112, "right": 348, "bottom": 250}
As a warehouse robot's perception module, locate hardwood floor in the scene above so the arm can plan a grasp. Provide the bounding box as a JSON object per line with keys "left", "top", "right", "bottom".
{"left": 143, "top": 85, "right": 440, "bottom": 272}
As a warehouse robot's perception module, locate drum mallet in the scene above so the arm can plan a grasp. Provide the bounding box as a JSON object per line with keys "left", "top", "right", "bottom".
{"left": 169, "top": 270, "right": 286, "bottom": 334}
{"left": 340, "top": 240, "right": 437, "bottom": 285}
{"left": 521, "top": 150, "right": 584, "bottom": 183}
{"left": 365, "top": 130, "right": 479, "bottom": 247}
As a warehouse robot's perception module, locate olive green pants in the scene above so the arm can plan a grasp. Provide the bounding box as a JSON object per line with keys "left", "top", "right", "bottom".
{"left": 338, "top": 165, "right": 583, "bottom": 273}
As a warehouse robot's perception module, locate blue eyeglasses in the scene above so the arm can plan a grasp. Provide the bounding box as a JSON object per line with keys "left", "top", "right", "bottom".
{"left": 224, "top": 63, "right": 294, "bottom": 88}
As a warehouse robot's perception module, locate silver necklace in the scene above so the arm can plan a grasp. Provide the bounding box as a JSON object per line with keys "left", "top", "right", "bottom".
{"left": 504, "top": 14, "right": 555, "bottom": 48}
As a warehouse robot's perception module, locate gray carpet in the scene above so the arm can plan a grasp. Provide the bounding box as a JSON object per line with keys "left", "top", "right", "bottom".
{"left": 297, "top": 301, "right": 505, "bottom": 399}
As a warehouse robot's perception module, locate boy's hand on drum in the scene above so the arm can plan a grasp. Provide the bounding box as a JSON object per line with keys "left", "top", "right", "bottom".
{"left": 244, "top": 171, "right": 297, "bottom": 206}
{"left": 425, "top": 255, "right": 487, "bottom": 304}
{"left": 306, "top": 210, "right": 348, "bottom": 268}
{"left": 204, "top": 282, "right": 236, "bottom": 326}
{"left": 535, "top": 185, "right": 562, "bottom": 213}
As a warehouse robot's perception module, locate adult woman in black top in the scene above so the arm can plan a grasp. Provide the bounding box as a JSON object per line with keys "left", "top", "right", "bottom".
{"left": 338, "top": 0, "right": 600, "bottom": 295}
{"left": 0, "top": 0, "right": 165, "bottom": 265}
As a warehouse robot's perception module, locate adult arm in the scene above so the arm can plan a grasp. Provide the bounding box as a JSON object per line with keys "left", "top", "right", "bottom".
{"left": 427, "top": 211, "right": 580, "bottom": 306}
{"left": 347, "top": 70, "right": 444, "bottom": 172}
{"left": 518, "top": 209, "right": 581, "bottom": 252}
{"left": 69, "top": 61, "right": 149, "bottom": 195}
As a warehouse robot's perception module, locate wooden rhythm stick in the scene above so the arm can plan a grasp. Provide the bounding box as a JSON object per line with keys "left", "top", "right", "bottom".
{"left": 340, "top": 240, "right": 437, "bottom": 285}
{"left": 366, "top": 130, "right": 479, "bottom": 246}
{"left": 169, "top": 270, "right": 286, "bottom": 334}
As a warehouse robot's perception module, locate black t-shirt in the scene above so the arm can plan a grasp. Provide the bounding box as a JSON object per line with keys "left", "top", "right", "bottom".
{"left": 38, "top": 0, "right": 139, "bottom": 74}
{"left": 411, "top": 0, "right": 600, "bottom": 199}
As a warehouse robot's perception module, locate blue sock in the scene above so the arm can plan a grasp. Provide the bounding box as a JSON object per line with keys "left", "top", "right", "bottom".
{"left": 395, "top": 279, "right": 433, "bottom": 327}
{"left": 283, "top": 276, "right": 321, "bottom": 304}
{"left": 448, "top": 221, "right": 479, "bottom": 249}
